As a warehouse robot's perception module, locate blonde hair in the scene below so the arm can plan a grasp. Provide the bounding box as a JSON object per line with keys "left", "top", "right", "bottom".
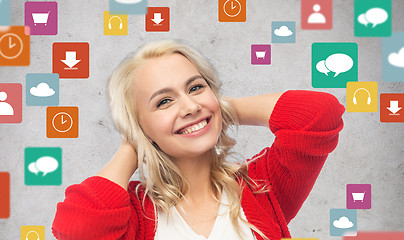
{"left": 108, "top": 39, "right": 269, "bottom": 239}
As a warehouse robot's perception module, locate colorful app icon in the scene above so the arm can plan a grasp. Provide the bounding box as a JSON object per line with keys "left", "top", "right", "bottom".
{"left": 347, "top": 82, "right": 378, "bottom": 112}
{"left": 26, "top": 73, "right": 59, "bottom": 106}
{"left": 0, "top": 26, "right": 30, "bottom": 66}
{"left": 0, "top": 0, "right": 11, "bottom": 26}
{"left": 312, "top": 42, "right": 358, "bottom": 88}
{"left": 24, "top": 1, "right": 58, "bottom": 35}
{"left": 301, "top": 0, "right": 333, "bottom": 30}
{"left": 46, "top": 106, "right": 79, "bottom": 138}
{"left": 21, "top": 226, "right": 45, "bottom": 240}
{"left": 25, "top": 147, "right": 62, "bottom": 186}
{"left": 0, "top": 172, "right": 10, "bottom": 218}
{"left": 145, "top": 7, "right": 170, "bottom": 32}
{"left": 272, "top": 21, "right": 296, "bottom": 43}
{"left": 330, "top": 209, "right": 357, "bottom": 237}
{"left": 219, "top": 0, "right": 246, "bottom": 22}
{"left": 0, "top": 83, "right": 22, "bottom": 123}
{"left": 380, "top": 94, "right": 404, "bottom": 122}
{"left": 109, "top": 0, "right": 147, "bottom": 15}
{"left": 344, "top": 231, "right": 404, "bottom": 240}
{"left": 53, "top": 42, "right": 89, "bottom": 79}
{"left": 104, "top": 11, "right": 128, "bottom": 35}
{"left": 382, "top": 32, "right": 404, "bottom": 82}
{"left": 251, "top": 45, "right": 271, "bottom": 65}
{"left": 354, "top": 0, "right": 391, "bottom": 37}
{"left": 347, "top": 184, "right": 371, "bottom": 209}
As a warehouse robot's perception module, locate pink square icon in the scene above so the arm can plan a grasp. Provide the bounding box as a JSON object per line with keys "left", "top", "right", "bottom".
{"left": 251, "top": 45, "right": 271, "bottom": 65}
{"left": 0, "top": 83, "right": 22, "bottom": 123}
{"left": 347, "top": 184, "right": 371, "bottom": 209}
{"left": 25, "top": 1, "right": 58, "bottom": 35}
{"left": 301, "top": 0, "right": 333, "bottom": 30}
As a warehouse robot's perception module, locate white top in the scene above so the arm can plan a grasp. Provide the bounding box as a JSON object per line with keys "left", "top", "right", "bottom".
{"left": 155, "top": 191, "right": 256, "bottom": 240}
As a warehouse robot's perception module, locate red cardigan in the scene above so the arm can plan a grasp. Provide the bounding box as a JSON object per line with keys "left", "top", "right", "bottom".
{"left": 52, "top": 90, "right": 345, "bottom": 240}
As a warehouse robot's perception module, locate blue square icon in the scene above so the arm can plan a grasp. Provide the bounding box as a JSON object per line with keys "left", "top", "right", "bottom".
{"left": 383, "top": 32, "right": 404, "bottom": 82}
{"left": 26, "top": 73, "right": 59, "bottom": 106}
{"left": 330, "top": 209, "right": 357, "bottom": 237}
{"left": 0, "top": 0, "right": 11, "bottom": 26}
{"left": 272, "top": 21, "right": 296, "bottom": 43}
{"left": 109, "top": 0, "right": 148, "bottom": 15}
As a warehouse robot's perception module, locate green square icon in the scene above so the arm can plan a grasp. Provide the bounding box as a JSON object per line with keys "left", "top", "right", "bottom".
{"left": 312, "top": 42, "right": 358, "bottom": 88}
{"left": 25, "top": 147, "right": 62, "bottom": 186}
{"left": 354, "top": 0, "right": 391, "bottom": 37}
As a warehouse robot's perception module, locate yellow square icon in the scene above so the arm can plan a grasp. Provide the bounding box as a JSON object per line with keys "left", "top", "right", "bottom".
{"left": 21, "top": 226, "right": 45, "bottom": 240}
{"left": 104, "top": 11, "right": 127, "bottom": 35}
{"left": 347, "top": 81, "right": 378, "bottom": 112}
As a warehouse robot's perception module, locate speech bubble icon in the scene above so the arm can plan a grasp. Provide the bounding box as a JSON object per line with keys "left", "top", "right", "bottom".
{"left": 28, "top": 162, "right": 39, "bottom": 175}
{"left": 357, "top": 13, "right": 369, "bottom": 26}
{"left": 365, "top": 8, "right": 388, "bottom": 28}
{"left": 316, "top": 60, "right": 330, "bottom": 76}
{"left": 325, "top": 53, "right": 353, "bottom": 77}
{"left": 35, "top": 156, "right": 58, "bottom": 176}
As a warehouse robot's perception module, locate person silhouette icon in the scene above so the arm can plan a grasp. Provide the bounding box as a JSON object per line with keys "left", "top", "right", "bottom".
{"left": 0, "top": 91, "right": 14, "bottom": 115}
{"left": 308, "top": 4, "right": 326, "bottom": 24}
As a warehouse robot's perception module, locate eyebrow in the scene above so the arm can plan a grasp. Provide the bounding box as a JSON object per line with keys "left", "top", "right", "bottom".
{"left": 149, "top": 75, "right": 204, "bottom": 103}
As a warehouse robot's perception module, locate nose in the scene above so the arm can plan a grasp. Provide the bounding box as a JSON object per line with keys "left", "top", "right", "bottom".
{"left": 179, "top": 95, "right": 201, "bottom": 118}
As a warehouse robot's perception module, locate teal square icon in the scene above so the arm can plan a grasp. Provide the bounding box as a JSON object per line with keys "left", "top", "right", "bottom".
{"left": 271, "top": 21, "right": 296, "bottom": 43}
{"left": 330, "top": 209, "right": 357, "bottom": 237}
{"left": 25, "top": 147, "right": 62, "bottom": 186}
{"left": 382, "top": 32, "right": 404, "bottom": 82}
{"left": 26, "top": 73, "right": 59, "bottom": 106}
{"left": 312, "top": 42, "right": 358, "bottom": 88}
{"left": 109, "top": 0, "right": 148, "bottom": 15}
{"left": 354, "top": 0, "right": 391, "bottom": 37}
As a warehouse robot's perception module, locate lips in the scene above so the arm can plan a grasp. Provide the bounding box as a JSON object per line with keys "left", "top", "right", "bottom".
{"left": 175, "top": 117, "right": 211, "bottom": 134}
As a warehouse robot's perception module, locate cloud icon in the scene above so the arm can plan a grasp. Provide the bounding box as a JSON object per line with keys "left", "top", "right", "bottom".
{"left": 30, "top": 82, "right": 55, "bottom": 97}
{"left": 388, "top": 47, "right": 404, "bottom": 68}
{"left": 274, "top": 26, "right": 293, "bottom": 37}
{"left": 333, "top": 216, "right": 354, "bottom": 229}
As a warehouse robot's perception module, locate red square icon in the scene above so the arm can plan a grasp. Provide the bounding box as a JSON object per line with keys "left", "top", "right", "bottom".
{"left": 52, "top": 42, "right": 89, "bottom": 79}
{"left": 301, "top": 0, "right": 333, "bottom": 30}
{"left": 146, "top": 7, "right": 170, "bottom": 32}
{"left": 0, "top": 83, "right": 22, "bottom": 123}
{"left": 380, "top": 93, "right": 404, "bottom": 122}
{"left": 0, "top": 172, "right": 10, "bottom": 218}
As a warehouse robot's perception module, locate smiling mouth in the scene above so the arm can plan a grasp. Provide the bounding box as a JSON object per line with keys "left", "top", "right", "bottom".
{"left": 176, "top": 118, "right": 211, "bottom": 135}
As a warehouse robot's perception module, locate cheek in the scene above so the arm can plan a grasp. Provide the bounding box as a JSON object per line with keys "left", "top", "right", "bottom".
{"left": 141, "top": 112, "right": 175, "bottom": 141}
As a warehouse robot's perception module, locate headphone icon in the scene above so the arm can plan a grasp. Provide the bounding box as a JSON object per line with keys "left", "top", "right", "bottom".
{"left": 108, "top": 16, "right": 123, "bottom": 29}
{"left": 26, "top": 231, "right": 40, "bottom": 240}
{"left": 353, "top": 88, "right": 371, "bottom": 105}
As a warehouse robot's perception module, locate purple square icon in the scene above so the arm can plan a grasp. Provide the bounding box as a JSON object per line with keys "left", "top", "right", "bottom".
{"left": 25, "top": 1, "right": 58, "bottom": 35}
{"left": 251, "top": 45, "right": 271, "bottom": 65}
{"left": 347, "top": 184, "right": 371, "bottom": 209}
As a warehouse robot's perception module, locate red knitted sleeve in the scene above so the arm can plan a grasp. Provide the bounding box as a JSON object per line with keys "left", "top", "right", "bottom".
{"left": 250, "top": 90, "right": 345, "bottom": 224}
{"left": 52, "top": 176, "right": 136, "bottom": 240}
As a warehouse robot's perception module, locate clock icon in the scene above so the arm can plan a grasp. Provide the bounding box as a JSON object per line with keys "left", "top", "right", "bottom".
{"left": 223, "top": 0, "right": 242, "bottom": 17}
{"left": 52, "top": 112, "right": 73, "bottom": 133}
{"left": 0, "top": 33, "right": 24, "bottom": 60}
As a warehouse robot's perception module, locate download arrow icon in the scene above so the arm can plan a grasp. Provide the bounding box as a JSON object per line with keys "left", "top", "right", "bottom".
{"left": 61, "top": 51, "right": 81, "bottom": 69}
{"left": 387, "top": 100, "right": 402, "bottom": 115}
{"left": 152, "top": 13, "right": 164, "bottom": 25}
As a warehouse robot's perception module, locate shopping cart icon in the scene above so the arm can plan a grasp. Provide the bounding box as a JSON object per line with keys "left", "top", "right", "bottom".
{"left": 255, "top": 51, "right": 266, "bottom": 59}
{"left": 32, "top": 11, "right": 50, "bottom": 26}
{"left": 352, "top": 191, "right": 365, "bottom": 202}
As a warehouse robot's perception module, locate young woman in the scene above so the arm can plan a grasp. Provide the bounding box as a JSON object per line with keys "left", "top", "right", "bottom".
{"left": 52, "top": 39, "right": 345, "bottom": 240}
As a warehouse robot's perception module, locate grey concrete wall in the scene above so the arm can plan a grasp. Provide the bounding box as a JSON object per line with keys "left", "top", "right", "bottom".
{"left": 1, "top": 0, "right": 403, "bottom": 239}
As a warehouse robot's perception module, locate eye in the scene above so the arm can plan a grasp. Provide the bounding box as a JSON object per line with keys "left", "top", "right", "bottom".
{"left": 189, "top": 84, "right": 205, "bottom": 93}
{"left": 157, "top": 98, "right": 172, "bottom": 108}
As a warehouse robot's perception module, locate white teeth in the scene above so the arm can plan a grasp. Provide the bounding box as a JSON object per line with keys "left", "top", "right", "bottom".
{"left": 180, "top": 120, "right": 207, "bottom": 134}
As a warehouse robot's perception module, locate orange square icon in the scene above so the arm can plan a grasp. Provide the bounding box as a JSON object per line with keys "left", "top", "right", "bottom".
{"left": 47, "top": 106, "right": 79, "bottom": 138}
{"left": 219, "top": 0, "right": 246, "bottom": 22}
{"left": 0, "top": 26, "right": 30, "bottom": 66}
{"left": 0, "top": 172, "right": 10, "bottom": 218}
{"left": 380, "top": 93, "right": 404, "bottom": 122}
{"left": 52, "top": 42, "right": 89, "bottom": 79}
{"left": 146, "top": 7, "right": 170, "bottom": 32}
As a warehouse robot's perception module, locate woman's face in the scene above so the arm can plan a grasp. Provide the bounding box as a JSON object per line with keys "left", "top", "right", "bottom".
{"left": 133, "top": 53, "right": 222, "bottom": 160}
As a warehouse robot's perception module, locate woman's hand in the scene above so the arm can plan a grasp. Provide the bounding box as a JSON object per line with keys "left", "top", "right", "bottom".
{"left": 95, "top": 138, "right": 138, "bottom": 190}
